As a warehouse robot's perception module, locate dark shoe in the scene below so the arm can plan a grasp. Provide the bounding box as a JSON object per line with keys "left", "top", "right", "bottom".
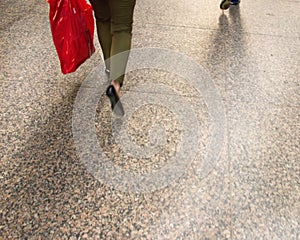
{"left": 106, "top": 85, "right": 125, "bottom": 116}
{"left": 220, "top": 0, "right": 231, "bottom": 10}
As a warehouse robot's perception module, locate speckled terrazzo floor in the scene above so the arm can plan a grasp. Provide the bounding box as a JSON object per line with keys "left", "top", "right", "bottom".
{"left": 1, "top": 0, "right": 299, "bottom": 239}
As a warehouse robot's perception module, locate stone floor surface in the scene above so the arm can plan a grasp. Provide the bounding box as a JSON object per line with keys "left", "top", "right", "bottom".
{"left": 1, "top": 0, "right": 299, "bottom": 239}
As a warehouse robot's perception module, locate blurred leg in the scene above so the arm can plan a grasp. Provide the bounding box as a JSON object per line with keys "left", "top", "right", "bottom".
{"left": 89, "top": 0, "right": 112, "bottom": 70}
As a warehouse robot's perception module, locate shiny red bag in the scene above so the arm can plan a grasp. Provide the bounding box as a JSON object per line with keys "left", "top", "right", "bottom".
{"left": 48, "top": 0, "right": 95, "bottom": 74}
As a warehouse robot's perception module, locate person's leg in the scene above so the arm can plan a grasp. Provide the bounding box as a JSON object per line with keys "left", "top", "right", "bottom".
{"left": 109, "top": 0, "right": 136, "bottom": 88}
{"left": 89, "top": 0, "right": 112, "bottom": 70}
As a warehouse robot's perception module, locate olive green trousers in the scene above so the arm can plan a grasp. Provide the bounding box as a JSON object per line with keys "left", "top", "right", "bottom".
{"left": 89, "top": 0, "right": 136, "bottom": 86}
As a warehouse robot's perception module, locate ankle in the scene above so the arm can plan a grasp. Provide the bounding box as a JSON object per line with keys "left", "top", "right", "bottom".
{"left": 111, "top": 81, "right": 121, "bottom": 94}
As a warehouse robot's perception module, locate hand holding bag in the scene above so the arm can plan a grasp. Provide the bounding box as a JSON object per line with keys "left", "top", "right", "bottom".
{"left": 48, "top": 0, "right": 95, "bottom": 74}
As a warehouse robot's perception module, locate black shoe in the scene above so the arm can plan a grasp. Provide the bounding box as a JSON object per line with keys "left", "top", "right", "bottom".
{"left": 220, "top": 0, "right": 231, "bottom": 10}
{"left": 106, "top": 85, "right": 125, "bottom": 116}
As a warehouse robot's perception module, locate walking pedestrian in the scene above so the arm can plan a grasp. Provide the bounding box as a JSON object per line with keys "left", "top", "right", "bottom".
{"left": 89, "top": 0, "right": 136, "bottom": 116}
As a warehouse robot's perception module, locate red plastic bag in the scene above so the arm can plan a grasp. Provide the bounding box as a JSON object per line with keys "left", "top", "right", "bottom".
{"left": 48, "top": 0, "right": 95, "bottom": 74}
